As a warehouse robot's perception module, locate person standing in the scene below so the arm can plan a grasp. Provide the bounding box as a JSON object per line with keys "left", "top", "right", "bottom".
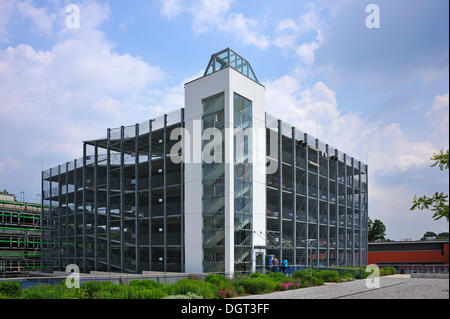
{"left": 273, "top": 256, "right": 279, "bottom": 271}
{"left": 282, "top": 259, "right": 288, "bottom": 274}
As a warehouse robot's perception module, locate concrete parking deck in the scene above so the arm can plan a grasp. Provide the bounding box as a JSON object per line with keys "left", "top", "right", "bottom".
{"left": 235, "top": 275, "right": 449, "bottom": 299}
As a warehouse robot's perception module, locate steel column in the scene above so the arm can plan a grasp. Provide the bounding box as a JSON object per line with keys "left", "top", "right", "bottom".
{"left": 326, "top": 145, "right": 330, "bottom": 267}
{"left": 65, "top": 162, "right": 69, "bottom": 266}
{"left": 292, "top": 127, "right": 296, "bottom": 265}
{"left": 106, "top": 128, "right": 111, "bottom": 272}
{"left": 73, "top": 159, "right": 77, "bottom": 263}
{"left": 335, "top": 149, "right": 339, "bottom": 265}
{"left": 82, "top": 142, "right": 87, "bottom": 272}
{"left": 181, "top": 109, "right": 185, "bottom": 272}
{"left": 304, "top": 133, "right": 309, "bottom": 267}
{"left": 343, "top": 154, "right": 347, "bottom": 265}
{"left": 148, "top": 120, "right": 153, "bottom": 271}
{"left": 358, "top": 161, "right": 362, "bottom": 266}
{"left": 277, "top": 120, "right": 283, "bottom": 262}
{"left": 57, "top": 166, "right": 62, "bottom": 270}
{"left": 40, "top": 171, "right": 44, "bottom": 271}
{"left": 120, "top": 126, "right": 125, "bottom": 273}
{"left": 163, "top": 115, "right": 168, "bottom": 272}
{"left": 351, "top": 158, "right": 355, "bottom": 266}
{"left": 316, "top": 139, "right": 319, "bottom": 268}
{"left": 49, "top": 168, "right": 56, "bottom": 269}
{"left": 135, "top": 123, "right": 140, "bottom": 273}
{"left": 365, "top": 165, "right": 369, "bottom": 265}
{"left": 94, "top": 143, "right": 98, "bottom": 271}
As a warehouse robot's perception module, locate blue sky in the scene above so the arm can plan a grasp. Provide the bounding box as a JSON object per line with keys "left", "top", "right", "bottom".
{"left": 0, "top": 0, "right": 448, "bottom": 240}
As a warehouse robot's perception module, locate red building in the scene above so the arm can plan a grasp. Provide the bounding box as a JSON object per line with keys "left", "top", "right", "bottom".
{"left": 368, "top": 240, "right": 449, "bottom": 272}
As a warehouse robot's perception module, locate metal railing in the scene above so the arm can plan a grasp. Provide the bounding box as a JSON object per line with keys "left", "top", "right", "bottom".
{"left": 378, "top": 264, "right": 449, "bottom": 274}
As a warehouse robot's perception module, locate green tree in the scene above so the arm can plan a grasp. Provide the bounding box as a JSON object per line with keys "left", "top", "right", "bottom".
{"left": 420, "top": 231, "right": 437, "bottom": 240}
{"left": 436, "top": 232, "right": 449, "bottom": 240}
{"left": 368, "top": 218, "right": 386, "bottom": 242}
{"left": 411, "top": 149, "right": 449, "bottom": 222}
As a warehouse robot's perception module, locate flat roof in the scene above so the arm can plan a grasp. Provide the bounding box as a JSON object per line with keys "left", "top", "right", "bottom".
{"left": 369, "top": 240, "right": 449, "bottom": 245}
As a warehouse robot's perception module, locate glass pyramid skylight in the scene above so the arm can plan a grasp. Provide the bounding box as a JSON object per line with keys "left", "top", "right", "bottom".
{"left": 204, "top": 48, "right": 259, "bottom": 83}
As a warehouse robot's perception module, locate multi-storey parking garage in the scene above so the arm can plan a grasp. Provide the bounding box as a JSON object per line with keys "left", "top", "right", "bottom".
{"left": 42, "top": 49, "right": 368, "bottom": 274}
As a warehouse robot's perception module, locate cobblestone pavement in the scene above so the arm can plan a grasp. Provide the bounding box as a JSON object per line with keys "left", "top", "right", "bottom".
{"left": 234, "top": 275, "right": 449, "bottom": 299}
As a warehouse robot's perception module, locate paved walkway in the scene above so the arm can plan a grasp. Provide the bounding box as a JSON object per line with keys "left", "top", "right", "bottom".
{"left": 235, "top": 275, "right": 449, "bottom": 299}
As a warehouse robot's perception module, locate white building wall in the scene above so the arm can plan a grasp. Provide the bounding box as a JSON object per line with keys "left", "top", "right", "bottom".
{"left": 229, "top": 69, "right": 266, "bottom": 270}
{"left": 184, "top": 66, "right": 266, "bottom": 274}
{"left": 184, "top": 69, "right": 231, "bottom": 273}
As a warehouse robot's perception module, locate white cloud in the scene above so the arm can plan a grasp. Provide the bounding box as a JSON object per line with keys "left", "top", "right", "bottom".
{"left": 16, "top": 0, "right": 57, "bottom": 35}
{"left": 160, "top": 0, "right": 185, "bottom": 20}
{"left": 274, "top": 3, "right": 323, "bottom": 64}
{"left": 222, "top": 13, "right": 269, "bottom": 50}
{"left": 159, "top": 0, "right": 269, "bottom": 49}
{"left": 0, "top": 156, "right": 20, "bottom": 173}
{"left": 369, "top": 177, "right": 449, "bottom": 240}
{"left": 295, "top": 30, "right": 322, "bottom": 65}
{"left": 149, "top": 70, "right": 203, "bottom": 115}
{"left": 0, "top": 0, "right": 16, "bottom": 42}
{"left": 189, "top": 0, "right": 234, "bottom": 33}
{"left": 426, "top": 93, "right": 449, "bottom": 142}
{"left": 264, "top": 75, "right": 437, "bottom": 175}
{"left": 264, "top": 74, "right": 447, "bottom": 240}
{"left": 0, "top": 1, "right": 166, "bottom": 163}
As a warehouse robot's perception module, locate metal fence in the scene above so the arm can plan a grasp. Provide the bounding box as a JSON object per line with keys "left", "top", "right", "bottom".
{"left": 378, "top": 264, "right": 449, "bottom": 274}
{"left": 0, "top": 272, "right": 207, "bottom": 288}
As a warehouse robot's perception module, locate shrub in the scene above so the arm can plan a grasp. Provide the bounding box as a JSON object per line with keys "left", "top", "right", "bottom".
{"left": 231, "top": 282, "right": 245, "bottom": 296}
{"left": 279, "top": 282, "right": 302, "bottom": 291}
{"left": 204, "top": 274, "right": 229, "bottom": 286}
{"left": 380, "top": 266, "right": 396, "bottom": 276}
{"left": 291, "top": 269, "right": 324, "bottom": 286}
{"left": 20, "top": 283, "right": 75, "bottom": 299}
{"left": 249, "top": 272, "right": 269, "bottom": 279}
{"left": 79, "top": 281, "right": 102, "bottom": 298}
{"left": 237, "top": 277, "right": 277, "bottom": 295}
{"left": 163, "top": 292, "right": 203, "bottom": 299}
{"left": 267, "top": 272, "right": 289, "bottom": 281}
{"left": 339, "top": 270, "right": 355, "bottom": 282}
{"left": 314, "top": 270, "right": 340, "bottom": 283}
{"left": 131, "top": 288, "right": 167, "bottom": 299}
{"left": 129, "top": 279, "right": 164, "bottom": 290}
{"left": 217, "top": 288, "right": 234, "bottom": 299}
{"left": 170, "top": 279, "right": 217, "bottom": 299}
{"left": 355, "top": 266, "right": 372, "bottom": 279}
{"left": 0, "top": 281, "right": 21, "bottom": 297}
{"left": 292, "top": 269, "right": 314, "bottom": 281}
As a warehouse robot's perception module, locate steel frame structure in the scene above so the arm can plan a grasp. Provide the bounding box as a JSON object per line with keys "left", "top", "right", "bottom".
{"left": 42, "top": 109, "right": 368, "bottom": 273}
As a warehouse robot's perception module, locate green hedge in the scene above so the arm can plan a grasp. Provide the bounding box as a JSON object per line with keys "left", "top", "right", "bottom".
{"left": 313, "top": 270, "right": 340, "bottom": 283}
{"left": 0, "top": 281, "right": 21, "bottom": 297}
{"left": 380, "top": 266, "right": 397, "bottom": 276}
{"left": 236, "top": 277, "right": 278, "bottom": 294}
{"left": 1, "top": 269, "right": 364, "bottom": 299}
{"left": 168, "top": 278, "right": 217, "bottom": 299}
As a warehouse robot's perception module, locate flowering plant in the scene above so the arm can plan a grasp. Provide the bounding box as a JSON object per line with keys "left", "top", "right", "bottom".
{"left": 217, "top": 289, "right": 233, "bottom": 298}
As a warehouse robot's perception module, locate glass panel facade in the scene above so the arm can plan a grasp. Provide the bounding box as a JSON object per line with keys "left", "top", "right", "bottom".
{"left": 234, "top": 93, "right": 253, "bottom": 272}
{"left": 42, "top": 110, "right": 185, "bottom": 274}
{"left": 202, "top": 93, "right": 225, "bottom": 273}
{"left": 203, "top": 48, "right": 259, "bottom": 83}
{"left": 264, "top": 114, "right": 368, "bottom": 268}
